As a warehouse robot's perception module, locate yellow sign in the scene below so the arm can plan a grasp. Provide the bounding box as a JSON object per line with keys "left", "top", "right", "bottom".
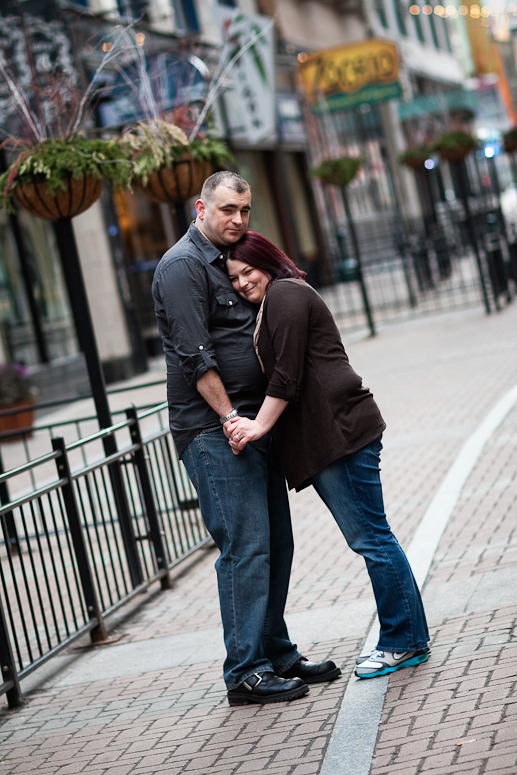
{"left": 298, "top": 39, "right": 400, "bottom": 104}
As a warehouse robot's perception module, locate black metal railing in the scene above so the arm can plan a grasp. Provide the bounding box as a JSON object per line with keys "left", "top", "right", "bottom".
{"left": 320, "top": 201, "right": 516, "bottom": 334}
{"left": 0, "top": 403, "right": 207, "bottom": 708}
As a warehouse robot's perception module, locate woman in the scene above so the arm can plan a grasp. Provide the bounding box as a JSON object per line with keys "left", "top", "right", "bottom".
{"left": 226, "top": 231, "right": 429, "bottom": 679}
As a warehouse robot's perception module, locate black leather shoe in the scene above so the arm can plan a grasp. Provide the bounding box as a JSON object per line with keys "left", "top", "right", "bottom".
{"left": 227, "top": 671, "right": 309, "bottom": 706}
{"left": 281, "top": 657, "right": 341, "bottom": 684}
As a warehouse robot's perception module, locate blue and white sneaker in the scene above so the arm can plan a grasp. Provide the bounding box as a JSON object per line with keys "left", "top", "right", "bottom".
{"left": 355, "top": 648, "right": 429, "bottom": 678}
{"left": 355, "top": 645, "right": 430, "bottom": 665}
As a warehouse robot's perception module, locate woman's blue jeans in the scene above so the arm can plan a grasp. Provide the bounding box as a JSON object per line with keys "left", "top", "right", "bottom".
{"left": 182, "top": 428, "right": 302, "bottom": 689}
{"left": 312, "top": 436, "right": 429, "bottom": 653}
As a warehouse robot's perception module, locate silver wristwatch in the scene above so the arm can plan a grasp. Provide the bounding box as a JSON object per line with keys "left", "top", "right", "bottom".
{"left": 219, "top": 408, "right": 239, "bottom": 424}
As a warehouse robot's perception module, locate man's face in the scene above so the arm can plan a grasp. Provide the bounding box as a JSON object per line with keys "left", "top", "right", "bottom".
{"left": 195, "top": 185, "right": 251, "bottom": 247}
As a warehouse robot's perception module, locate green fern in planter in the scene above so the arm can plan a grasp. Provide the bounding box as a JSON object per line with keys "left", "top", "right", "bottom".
{"left": 432, "top": 131, "right": 478, "bottom": 157}
{"left": 310, "top": 156, "right": 362, "bottom": 188}
{"left": 0, "top": 138, "right": 133, "bottom": 213}
{"left": 118, "top": 120, "right": 234, "bottom": 186}
{"left": 398, "top": 145, "right": 434, "bottom": 169}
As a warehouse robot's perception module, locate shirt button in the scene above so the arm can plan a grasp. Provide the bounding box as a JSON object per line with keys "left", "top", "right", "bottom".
{"left": 228, "top": 301, "right": 233, "bottom": 305}
{"left": 199, "top": 345, "right": 204, "bottom": 350}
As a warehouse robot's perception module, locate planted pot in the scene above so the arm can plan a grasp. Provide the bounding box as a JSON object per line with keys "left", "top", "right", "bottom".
{"left": 0, "top": 399, "right": 35, "bottom": 440}
{"left": 135, "top": 155, "right": 212, "bottom": 204}
{"left": 503, "top": 129, "right": 517, "bottom": 154}
{"left": 433, "top": 132, "right": 477, "bottom": 164}
{"left": 398, "top": 146, "right": 433, "bottom": 170}
{"left": 12, "top": 174, "right": 104, "bottom": 220}
{"left": 436, "top": 146, "right": 473, "bottom": 163}
{"left": 1, "top": 139, "right": 132, "bottom": 219}
{"left": 310, "top": 156, "right": 362, "bottom": 188}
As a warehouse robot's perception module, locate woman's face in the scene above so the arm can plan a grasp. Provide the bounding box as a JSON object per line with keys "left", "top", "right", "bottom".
{"left": 227, "top": 259, "right": 271, "bottom": 304}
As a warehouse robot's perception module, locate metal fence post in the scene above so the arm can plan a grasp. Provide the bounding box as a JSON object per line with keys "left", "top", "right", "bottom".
{"left": 126, "top": 407, "right": 172, "bottom": 590}
{"left": 341, "top": 185, "right": 376, "bottom": 337}
{"left": 0, "top": 450, "right": 18, "bottom": 553}
{"left": 52, "top": 437, "right": 108, "bottom": 643}
{"left": 0, "top": 594, "right": 23, "bottom": 708}
{"left": 106, "top": 453, "right": 144, "bottom": 590}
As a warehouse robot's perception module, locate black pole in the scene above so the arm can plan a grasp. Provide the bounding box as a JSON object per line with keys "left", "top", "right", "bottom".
{"left": 341, "top": 186, "right": 376, "bottom": 337}
{"left": 52, "top": 218, "right": 112, "bottom": 429}
{"left": 451, "top": 161, "right": 491, "bottom": 315}
{"left": 486, "top": 154, "right": 509, "bottom": 240}
{"left": 52, "top": 218, "right": 144, "bottom": 589}
{"left": 0, "top": 592, "right": 22, "bottom": 708}
{"left": 0, "top": 451, "right": 17, "bottom": 553}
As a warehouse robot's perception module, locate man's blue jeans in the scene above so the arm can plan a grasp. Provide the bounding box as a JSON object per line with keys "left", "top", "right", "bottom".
{"left": 312, "top": 436, "right": 429, "bottom": 653}
{"left": 182, "top": 427, "right": 302, "bottom": 689}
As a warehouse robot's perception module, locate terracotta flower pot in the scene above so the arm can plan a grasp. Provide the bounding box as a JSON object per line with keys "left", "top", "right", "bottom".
{"left": 401, "top": 156, "right": 429, "bottom": 170}
{"left": 0, "top": 399, "right": 35, "bottom": 441}
{"left": 13, "top": 174, "right": 103, "bottom": 220}
{"left": 136, "top": 156, "right": 212, "bottom": 204}
{"left": 436, "top": 146, "right": 473, "bottom": 163}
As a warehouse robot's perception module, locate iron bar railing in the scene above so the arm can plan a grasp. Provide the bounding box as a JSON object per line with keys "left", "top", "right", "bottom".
{"left": 320, "top": 202, "right": 516, "bottom": 333}
{"left": 0, "top": 403, "right": 207, "bottom": 708}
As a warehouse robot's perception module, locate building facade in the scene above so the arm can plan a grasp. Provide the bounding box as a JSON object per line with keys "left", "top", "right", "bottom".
{"left": 1, "top": 0, "right": 515, "bottom": 403}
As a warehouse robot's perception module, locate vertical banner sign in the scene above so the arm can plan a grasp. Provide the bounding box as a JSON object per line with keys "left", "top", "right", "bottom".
{"left": 297, "top": 39, "right": 401, "bottom": 114}
{"left": 212, "top": 9, "right": 275, "bottom": 144}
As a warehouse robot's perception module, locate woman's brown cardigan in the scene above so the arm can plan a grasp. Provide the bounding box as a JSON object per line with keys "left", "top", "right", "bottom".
{"left": 257, "top": 279, "right": 386, "bottom": 491}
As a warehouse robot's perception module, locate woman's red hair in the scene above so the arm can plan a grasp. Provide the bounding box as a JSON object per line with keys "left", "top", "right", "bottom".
{"left": 229, "top": 231, "right": 306, "bottom": 282}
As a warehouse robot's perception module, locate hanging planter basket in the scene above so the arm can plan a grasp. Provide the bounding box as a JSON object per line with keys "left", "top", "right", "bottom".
{"left": 398, "top": 146, "right": 433, "bottom": 170}
{"left": 1, "top": 139, "right": 132, "bottom": 220}
{"left": 433, "top": 132, "right": 477, "bottom": 164}
{"left": 309, "top": 156, "right": 363, "bottom": 188}
{"left": 503, "top": 129, "right": 517, "bottom": 154}
{"left": 12, "top": 174, "right": 104, "bottom": 220}
{"left": 135, "top": 155, "right": 212, "bottom": 204}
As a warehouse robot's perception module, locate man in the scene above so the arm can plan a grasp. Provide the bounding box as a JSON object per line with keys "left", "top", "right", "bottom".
{"left": 152, "top": 171, "right": 340, "bottom": 705}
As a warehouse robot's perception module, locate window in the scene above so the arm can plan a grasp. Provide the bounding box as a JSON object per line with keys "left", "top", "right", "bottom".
{"left": 172, "top": 0, "right": 200, "bottom": 32}
{"left": 393, "top": 0, "right": 408, "bottom": 35}
{"left": 374, "top": 0, "right": 389, "bottom": 28}
{"left": 441, "top": 17, "right": 453, "bottom": 52}
{"left": 116, "top": 0, "right": 149, "bottom": 18}
{"left": 413, "top": 7, "right": 425, "bottom": 42}
{"left": 428, "top": 11, "right": 440, "bottom": 49}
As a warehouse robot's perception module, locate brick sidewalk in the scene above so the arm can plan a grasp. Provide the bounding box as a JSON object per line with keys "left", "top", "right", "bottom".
{"left": 1, "top": 303, "right": 517, "bottom": 774}
{"left": 371, "top": 401, "right": 517, "bottom": 775}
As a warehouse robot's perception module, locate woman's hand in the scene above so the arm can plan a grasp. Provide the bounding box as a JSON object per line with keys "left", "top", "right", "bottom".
{"left": 227, "top": 416, "right": 267, "bottom": 454}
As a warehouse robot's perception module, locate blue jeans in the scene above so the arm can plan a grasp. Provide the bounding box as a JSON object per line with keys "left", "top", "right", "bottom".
{"left": 182, "top": 428, "right": 302, "bottom": 689}
{"left": 312, "top": 436, "right": 429, "bottom": 653}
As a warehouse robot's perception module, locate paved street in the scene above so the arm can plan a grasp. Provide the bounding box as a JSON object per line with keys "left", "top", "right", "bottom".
{"left": 1, "top": 300, "right": 516, "bottom": 775}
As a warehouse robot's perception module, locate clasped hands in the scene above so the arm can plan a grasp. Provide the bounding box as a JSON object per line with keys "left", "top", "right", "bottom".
{"left": 223, "top": 416, "right": 265, "bottom": 455}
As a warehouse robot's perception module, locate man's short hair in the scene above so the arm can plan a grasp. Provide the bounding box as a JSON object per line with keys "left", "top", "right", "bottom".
{"left": 200, "top": 171, "right": 251, "bottom": 203}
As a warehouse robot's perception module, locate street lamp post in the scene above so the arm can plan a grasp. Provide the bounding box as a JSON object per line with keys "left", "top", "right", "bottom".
{"left": 52, "top": 217, "right": 143, "bottom": 590}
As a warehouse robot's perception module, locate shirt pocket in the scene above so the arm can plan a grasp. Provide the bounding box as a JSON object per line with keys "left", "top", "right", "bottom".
{"left": 214, "top": 293, "right": 241, "bottom": 323}
{"left": 216, "top": 292, "right": 240, "bottom": 309}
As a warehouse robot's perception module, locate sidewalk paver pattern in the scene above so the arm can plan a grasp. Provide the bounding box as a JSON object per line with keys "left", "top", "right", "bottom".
{"left": 1, "top": 304, "right": 517, "bottom": 774}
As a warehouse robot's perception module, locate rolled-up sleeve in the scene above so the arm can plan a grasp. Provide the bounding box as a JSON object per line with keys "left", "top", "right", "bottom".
{"left": 154, "top": 258, "right": 218, "bottom": 386}
{"left": 264, "top": 283, "right": 310, "bottom": 402}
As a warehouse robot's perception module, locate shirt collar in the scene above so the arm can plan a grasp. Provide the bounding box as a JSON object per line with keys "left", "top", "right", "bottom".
{"left": 188, "top": 222, "right": 227, "bottom": 265}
